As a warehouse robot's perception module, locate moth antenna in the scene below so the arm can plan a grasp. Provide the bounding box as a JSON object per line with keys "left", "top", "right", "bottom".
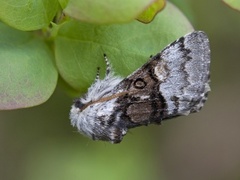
{"left": 103, "top": 53, "right": 111, "bottom": 75}
{"left": 94, "top": 67, "right": 100, "bottom": 82}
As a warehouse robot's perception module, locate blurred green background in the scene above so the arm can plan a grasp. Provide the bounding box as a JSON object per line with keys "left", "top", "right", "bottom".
{"left": 1, "top": 1, "right": 240, "bottom": 180}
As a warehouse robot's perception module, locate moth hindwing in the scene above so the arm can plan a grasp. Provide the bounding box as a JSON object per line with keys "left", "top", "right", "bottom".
{"left": 70, "top": 31, "right": 210, "bottom": 144}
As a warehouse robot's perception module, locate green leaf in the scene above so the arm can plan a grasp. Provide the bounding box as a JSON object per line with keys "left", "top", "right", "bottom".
{"left": 55, "top": 2, "right": 193, "bottom": 94}
{"left": 0, "top": 23, "right": 58, "bottom": 110}
{"left": 0, "top": 0, "right": 59, "bottom": 31}
{"left": 168, "top": 0, "right": 195, "bottom": 23}
{"left": 137, "top": 0, "right": 166, "bottom": 23}
{"left": 64, "top": 0, "right": 156, "bottom": 24}
{"left": 223, "top": 0, "right": 240, "bottom": 12}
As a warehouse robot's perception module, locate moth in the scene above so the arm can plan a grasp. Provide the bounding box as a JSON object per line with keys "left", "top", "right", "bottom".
{"left": 70, "top": 31, "right": 210, "bottom": 144}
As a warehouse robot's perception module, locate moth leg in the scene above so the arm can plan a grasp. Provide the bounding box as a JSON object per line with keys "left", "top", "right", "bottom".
{"left": 103, "top": 53, "right": 111, "bottom": 75}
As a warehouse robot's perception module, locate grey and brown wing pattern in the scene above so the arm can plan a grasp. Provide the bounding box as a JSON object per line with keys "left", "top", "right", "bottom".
{"left": 114, "top": 31, "right": 210, "bottom": 127}
{"left": 158, "top": 31, "right": 210, "bottom": 117}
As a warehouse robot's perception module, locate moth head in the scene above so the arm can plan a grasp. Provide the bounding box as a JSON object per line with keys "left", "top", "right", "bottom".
{"left": 70, "top": 94, "right": 128, "bottom": 144}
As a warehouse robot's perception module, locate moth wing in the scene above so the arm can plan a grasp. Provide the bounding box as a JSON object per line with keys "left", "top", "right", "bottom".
{"left": 114, "top": 31, "right": 210, "bottom": 126}
{"left": 158, "top": 31, "right": 210, "bottom": 116}
{"left": 114, "top": 67, "right": 166, "bottom": 126}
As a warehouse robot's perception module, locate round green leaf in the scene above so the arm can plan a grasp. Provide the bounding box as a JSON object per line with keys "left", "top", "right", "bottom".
{"left": 0, "top": 23, "right": 58, "bottom": 110}
{"left": 64, "top": 0, "right": 155, "bottom": 24}
{"left": 55, "top": 2, "right": 193, "bottom": 94}
{"left": 0, "top": 0, "right": 59, "bottom": 31}
{"left": 168, "top": 0, "right": 195, "bottom": 23}
{"left": 223, "top": 0, "right": 240, "bottom": 12}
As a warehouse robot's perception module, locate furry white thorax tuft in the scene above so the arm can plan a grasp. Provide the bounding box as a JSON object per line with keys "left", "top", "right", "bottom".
{"left": 81, "top": 71, "right": 123, "bottom": 104}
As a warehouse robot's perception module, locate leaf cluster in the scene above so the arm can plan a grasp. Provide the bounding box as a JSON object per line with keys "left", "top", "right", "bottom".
{"left": 0, "top": 0, "right": 196, "bottom": 109}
